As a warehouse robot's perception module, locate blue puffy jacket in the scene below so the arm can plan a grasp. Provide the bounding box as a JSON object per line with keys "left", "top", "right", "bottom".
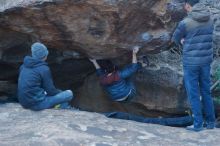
{"left": 18, "top": 56, "right": 60, "bottom": 108}
{"left": 97, "top": 63, "right": 140, "bottom": 101}
{"left": 172, "top": 3, "right": 213, "bottom": 66}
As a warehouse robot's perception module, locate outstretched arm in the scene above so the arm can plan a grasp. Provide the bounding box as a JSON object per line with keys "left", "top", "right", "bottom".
{"left": 132, "top": 46, "right": 139, "bottom": 64}
{"left": 89, "top": 59, "right": 101, "bottom": 70}
{"left": 89, "top": 58, "right": 105, "bottom": 76}
{"left": 119, "top": 46, "right": 140, "bottom": 79}
{"left": 172, "top": 21, "right": 186, "bottom": 46}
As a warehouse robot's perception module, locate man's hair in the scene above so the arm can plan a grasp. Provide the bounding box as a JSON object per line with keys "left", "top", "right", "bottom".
{"left": 185, "top": 0, "right": 200, "bottom": 6}
{"left": 97, "top": 59, "right": 117, "bottom": 74}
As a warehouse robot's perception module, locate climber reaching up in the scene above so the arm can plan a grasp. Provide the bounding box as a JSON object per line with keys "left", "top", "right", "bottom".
{"left": 89, "top": 46, "right": 141, "bottom": 102}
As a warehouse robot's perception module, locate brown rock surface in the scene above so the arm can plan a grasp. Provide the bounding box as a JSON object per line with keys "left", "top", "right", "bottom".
{"left": 0, "top": 0, "right": 185, "bottom": 59}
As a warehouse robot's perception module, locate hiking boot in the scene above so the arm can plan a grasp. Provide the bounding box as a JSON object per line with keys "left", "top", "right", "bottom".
{"left": 203, "top": 122, "right": 215, "bottom": 129}
{"left": 186, "top": 125, "right": 203, "bottom": 132}
{"left": 206, "top": 123, "right": 215, "bottom": 129}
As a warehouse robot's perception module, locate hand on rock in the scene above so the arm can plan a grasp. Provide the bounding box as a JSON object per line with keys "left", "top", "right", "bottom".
{"left": 133, "top": 46, "right": 140, "bottom": 54}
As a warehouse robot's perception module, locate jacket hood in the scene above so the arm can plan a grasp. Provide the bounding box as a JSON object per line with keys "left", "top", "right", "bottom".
{"left": 23, "top": 56, "right": 47, "bottom": 68}
{"left": 190, "top": 3, "right": 210, "bottom": 22}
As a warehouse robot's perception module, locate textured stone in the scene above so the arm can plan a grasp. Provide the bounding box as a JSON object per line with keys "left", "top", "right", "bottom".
{"left": 0, "top": 103, "right": 220, "bottom": 146}
{"left": 0, "top": 0, "right": 185, "bottom": 59}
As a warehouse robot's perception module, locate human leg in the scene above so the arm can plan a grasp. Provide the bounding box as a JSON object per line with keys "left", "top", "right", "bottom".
{"left": 199, "top": 65, "right": 215, "bottom": 129}
{"left": 31, "top": 90, "right": 73, "bottom": 110}
{"left": 184, "top": 66, "right": 203, "bottom": 130}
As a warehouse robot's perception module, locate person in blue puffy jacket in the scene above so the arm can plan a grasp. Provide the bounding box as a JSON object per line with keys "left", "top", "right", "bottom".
{"left": 172, "top": 0, "right": 215, "bottom": 131}
{"left": 90, "top": 46, "right": 141, "bottom": 102}
{"left": 18, "top": 42, "right": 74, "bottom": 110}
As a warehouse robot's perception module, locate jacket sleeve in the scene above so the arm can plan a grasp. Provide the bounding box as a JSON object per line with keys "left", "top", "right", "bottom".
{"left": 172, "top": 21, "right": 186, "bottom": 46}
{"left": 119, "top": 63, "right": 141, "bottom": 79}
{"left": 41, "top": 67, "right": 60, "bottom": 96}
{"left": 96, "top": 68, "right": 105, "bottom": 77}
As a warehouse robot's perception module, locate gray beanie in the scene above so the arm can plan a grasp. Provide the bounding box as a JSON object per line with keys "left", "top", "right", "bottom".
{"left": 31, "top": 42, "right": 49, "bottom": 59}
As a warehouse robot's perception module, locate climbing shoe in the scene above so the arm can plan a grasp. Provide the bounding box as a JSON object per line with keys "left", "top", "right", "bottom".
{"left": 54, "top": 104, "right": 61, "bottom": 109}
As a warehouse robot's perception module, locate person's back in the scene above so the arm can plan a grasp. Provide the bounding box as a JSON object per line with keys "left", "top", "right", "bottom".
{"left": 97, "top": 63, "right": 139, "bottom": 101}
{"left": 173, "top": 3, "right": 213, "bottom": 66}
{"left": 18, "top": 56, "right": 50, "bottom": 107}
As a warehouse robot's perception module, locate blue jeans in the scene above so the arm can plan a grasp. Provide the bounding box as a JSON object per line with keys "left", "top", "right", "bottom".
{"left": 31, "top": 90, "right": 74, "bottom": 111}
{"left": 183, "top": 65, "right": 215, "bottom": 128}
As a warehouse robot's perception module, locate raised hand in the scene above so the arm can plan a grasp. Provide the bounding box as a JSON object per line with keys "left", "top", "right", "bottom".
{"left": 133, "top": 46, "right": 140, "bottom": 54}
{"left": 89, "top": 58, "right": 100, "bottom": 69}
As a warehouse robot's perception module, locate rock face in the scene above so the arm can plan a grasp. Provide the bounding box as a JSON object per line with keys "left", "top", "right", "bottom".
{"left": 0, "top": 103, "right": 220, "bottom": 146}
{"left": 0, "top": 0, "right": 187, "bottom": 115}
{"left": 134, "top": 51, "right": 188, "bottom": 114}
{"left": 0, "top": 0, "right": 185, "bottom": 59}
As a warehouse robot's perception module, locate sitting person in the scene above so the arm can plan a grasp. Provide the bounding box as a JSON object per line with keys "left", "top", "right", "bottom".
{"left": 17, "top": 42, "right": 74, "bottom": 110}
{"left": 89, "top": 46, "right": 141, "bottom": 102}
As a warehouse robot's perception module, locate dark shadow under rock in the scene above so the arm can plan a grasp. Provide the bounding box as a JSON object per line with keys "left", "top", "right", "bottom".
{"left": 71, "top": 73, "right": 187, "bottom": 118}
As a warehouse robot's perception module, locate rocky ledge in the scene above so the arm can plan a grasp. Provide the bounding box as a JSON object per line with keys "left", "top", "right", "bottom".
{"left": 0, "top": 103, "right": 219, "bottom": 146}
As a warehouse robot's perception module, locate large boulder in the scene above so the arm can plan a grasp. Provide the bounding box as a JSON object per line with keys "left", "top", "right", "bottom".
{"left": 0, "top": 0, "right": 185, "bottom": 59}
{"left": 0, "top": 0, "right": 187, "bottom": 115}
